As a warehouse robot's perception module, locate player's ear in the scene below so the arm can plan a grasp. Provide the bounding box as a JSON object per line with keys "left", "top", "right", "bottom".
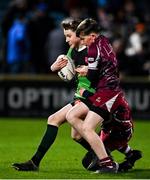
{"left": 90, "top": 33, "right": 97, "bottom": 41}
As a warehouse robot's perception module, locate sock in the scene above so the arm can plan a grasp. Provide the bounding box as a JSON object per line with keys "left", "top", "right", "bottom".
{"left": 99, "top": 157, "right": 113, "bottom": 167}
{"left": 75, "top": 138, "right": 91, "bottom": 151}
{"left": 31, "top": 124, "right": 58, "bottom": 166}
{"left": 118, "top": 145, "right": 132, "bottom": 155}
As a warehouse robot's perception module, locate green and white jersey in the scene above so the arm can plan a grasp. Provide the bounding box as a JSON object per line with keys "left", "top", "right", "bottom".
{"left": 66, "top": 47, "right": 95, "bottom": 99}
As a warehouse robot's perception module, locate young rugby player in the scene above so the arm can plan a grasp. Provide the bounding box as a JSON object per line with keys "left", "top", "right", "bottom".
{"left": 12, "top": 17, "right": 96, "bottom": 171}
{"left": 66, "top": 18, "right": 142, "bottom": 173}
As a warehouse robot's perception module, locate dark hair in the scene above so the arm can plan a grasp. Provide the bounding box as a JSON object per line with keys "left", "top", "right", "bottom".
{"left": 61, "top": 17, "right": 82, "bottom": 32}
{"left": 76, "top": 18, "right": 100, "bottom": 37}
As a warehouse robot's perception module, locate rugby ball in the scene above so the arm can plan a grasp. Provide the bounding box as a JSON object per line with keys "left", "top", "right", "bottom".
{"left": 58, "top": 56, "right": 75, "bottom": 81}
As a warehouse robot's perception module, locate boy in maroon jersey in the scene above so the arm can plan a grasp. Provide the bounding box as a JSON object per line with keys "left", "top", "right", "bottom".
{"left": 66, "top": 18, "right": 141, "bottom": 173}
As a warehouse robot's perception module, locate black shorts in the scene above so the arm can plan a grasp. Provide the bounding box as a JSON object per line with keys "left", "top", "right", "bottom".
{"left": 80, "top": 98, "right": 110, "bottom": 121}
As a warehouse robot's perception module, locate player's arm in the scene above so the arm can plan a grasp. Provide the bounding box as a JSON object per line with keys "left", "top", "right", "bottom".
{"left": 86, "top": 43, "right": 100, "bottom": 87}
{"left": 51, "top": 48, "right": 73, "bottom": 72}
{"left": 75, "top": 65, "right": 88, "bottom": 76}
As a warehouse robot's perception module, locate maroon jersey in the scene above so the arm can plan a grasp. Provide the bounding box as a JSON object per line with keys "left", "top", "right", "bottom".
{"left": 82, "top": 35, "right": 132, "bottom": 127}
{"left": 87, "top": 35, "right": 120, "bottom": 91}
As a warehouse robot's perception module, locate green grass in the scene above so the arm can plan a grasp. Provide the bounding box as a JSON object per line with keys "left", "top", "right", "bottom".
{"left": 0, "top": 118, "right": 150, "bottom": 179}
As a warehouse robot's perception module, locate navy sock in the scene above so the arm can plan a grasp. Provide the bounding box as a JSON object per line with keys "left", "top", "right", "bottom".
{"left": 31, "top": 124, "right": 58, "bottom": 166}
{"left": 75, "top": 138, "right": 91, "bottom": 151}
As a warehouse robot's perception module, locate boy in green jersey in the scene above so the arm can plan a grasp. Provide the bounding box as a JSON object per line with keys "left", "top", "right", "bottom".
{"left": 67, "top": 48, "right": 95, "bottom": 100}
{"left": 12, "top": 17, "right": 95, "bottom": 171}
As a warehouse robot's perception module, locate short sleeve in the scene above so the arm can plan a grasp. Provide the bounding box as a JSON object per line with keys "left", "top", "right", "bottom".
{"left": 88, "top": 43, "right": 99, "bottom": 70}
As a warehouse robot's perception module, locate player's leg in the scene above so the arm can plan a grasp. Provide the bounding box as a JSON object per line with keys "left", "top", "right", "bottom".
{"left": 30, "top": 104, "right": 73, "bottom": 167}
{"left": 71, "top": 119, "right": 92, "bottom": 151}
{"left": 99, "top": 125, "right": 142, "bottom": 172}
{"left": 66, "top": 103, "right": 118, "bottom": 173}
{"left": 100, "top": 130, "right": 142, "bottom": 172}
{"left": 12, "top": 103, "right": 72, "bottom": 171}
{"left": 112, "top": 94, "right": 142, "bottom": 171}
{"left": 82, "top": 128, "right": 113, "bottom": 171}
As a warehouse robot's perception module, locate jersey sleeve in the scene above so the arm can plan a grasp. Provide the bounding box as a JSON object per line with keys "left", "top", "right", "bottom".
{"left": 86, "top": 43, "right": 100, "bottom": 88}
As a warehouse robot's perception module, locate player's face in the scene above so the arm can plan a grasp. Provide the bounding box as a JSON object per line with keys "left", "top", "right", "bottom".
{"left": 80, "top": 33, "right": 97, "bottom": 46}
{"left": 63, "top": 29, "right": 80, "bottom": 48}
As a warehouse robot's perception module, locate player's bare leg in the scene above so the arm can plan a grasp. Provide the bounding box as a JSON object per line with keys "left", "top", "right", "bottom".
{"left": 66, "top": 102, "right": 118, "bottom": 173}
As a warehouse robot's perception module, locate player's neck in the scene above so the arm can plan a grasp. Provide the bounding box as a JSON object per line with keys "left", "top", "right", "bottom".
{"left": 77, "top": 45, "right": 86, "bottom": 52}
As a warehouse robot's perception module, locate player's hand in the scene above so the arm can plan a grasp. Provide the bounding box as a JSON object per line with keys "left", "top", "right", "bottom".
{"left": 74, "top": 99, "right": 81, "bottom": 105}
{"left": 50, "top": 55, "right": 68, "bottom": 71}
{"left": 75, "top": 65, "right": 88, "bottom": 76}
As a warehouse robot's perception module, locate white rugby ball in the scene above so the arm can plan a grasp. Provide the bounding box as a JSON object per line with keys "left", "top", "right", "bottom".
{"left": 58, "top": 56, "right": 75, "bottom": 81}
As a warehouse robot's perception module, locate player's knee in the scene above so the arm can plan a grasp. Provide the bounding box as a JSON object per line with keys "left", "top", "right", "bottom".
{"left": 47, "top": 114, "right": 54, "bottom": 124}
{"left": 47, "top": 114, "right": 59, "bottom": 126}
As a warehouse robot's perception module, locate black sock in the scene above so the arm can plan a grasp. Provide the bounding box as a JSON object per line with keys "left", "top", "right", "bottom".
{"left": 31, "top": 124, "right": 58, "bottom": 166}
{"left": 75, "top": 138, "right": 91, "bottom": 151}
